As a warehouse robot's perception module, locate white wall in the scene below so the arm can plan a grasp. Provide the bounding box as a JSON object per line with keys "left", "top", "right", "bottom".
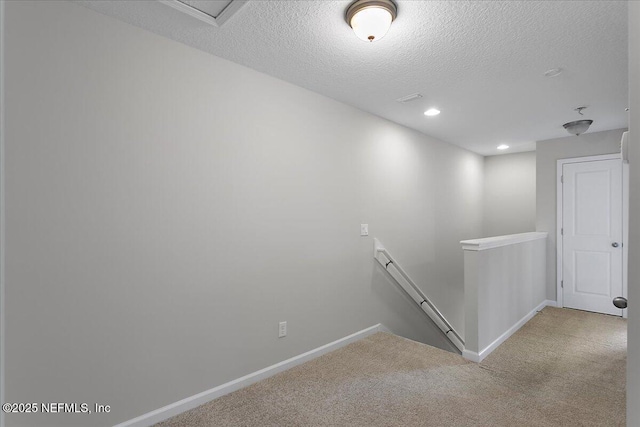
{"left": 3, "top": 2, "right": 483, "bottom": 426}
{"left": 535, "top": 129, "right": 626, "bottom": 300}
{"left": 628, "top": 1, "right": 639, "bottom": 422}
{"left": 0, "top": 2, "right": 5, "bottom": 426}
{"left": 483, "top": 151, "right": 536, "bottom": 237}
{"left": 462, "top": 233, "right": 547, "bottom": 361}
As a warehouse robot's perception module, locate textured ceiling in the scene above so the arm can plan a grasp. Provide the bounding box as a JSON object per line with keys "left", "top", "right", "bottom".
{"left": 77, "top": 0, "right": 628, "bottom": 156}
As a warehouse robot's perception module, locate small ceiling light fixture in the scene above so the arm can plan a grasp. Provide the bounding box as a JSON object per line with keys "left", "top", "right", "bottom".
{"left": 563, "top": 106, "right": 593, "bottom": 136}
{"left": 564, "top": 120, "right": 592, "bottom": 136}
{"left": 497, "top": 144, "right": 509, "bottom": 150}
{"left": 424, "top": 108, "right": 441, "bottom": 116}
{"left": 346, "top": 0, "right": 397, "bottom": 42}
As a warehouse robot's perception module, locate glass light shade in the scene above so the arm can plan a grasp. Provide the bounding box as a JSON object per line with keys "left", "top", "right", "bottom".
{"left": 563, "top": 119, "right": 593, "bottom": 136}
{"left": 350, "top": 7, "right": 393, "bottom": 42}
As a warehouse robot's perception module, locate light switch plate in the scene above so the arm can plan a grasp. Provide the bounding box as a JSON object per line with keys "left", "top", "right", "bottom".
{"left": 361, "top": 224, "right": 369, "bottom": 236}
{"left": 278, "top": 321, "right": 287, "bottom": 338}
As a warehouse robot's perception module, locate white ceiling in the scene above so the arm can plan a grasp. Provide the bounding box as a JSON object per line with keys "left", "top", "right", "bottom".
{"left": 177, "top": 1, "right": 232, "bottom": 18}
{"left": 77, "top": 0, "right": 628, "bottom": 156}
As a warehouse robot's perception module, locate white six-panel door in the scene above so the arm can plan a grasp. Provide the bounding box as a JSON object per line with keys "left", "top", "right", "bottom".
{"left": 561, "top": 158, "right": 623, "bottom": 316}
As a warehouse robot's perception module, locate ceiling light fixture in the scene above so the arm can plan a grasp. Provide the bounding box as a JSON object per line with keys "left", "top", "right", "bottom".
{"left": 563, "top": 120, "right": 593, "bottom": 136}
{"left": 346, "top": 0, "right": 397, "bottom": 42}
{"left": 424, "top": 108, "right": 441, "bottom": 116}
{"left": 497, "top": 144, "right": 509, "bottom": 150}
{"left": 563, "top": 106, "right": 593, "bottom": 136}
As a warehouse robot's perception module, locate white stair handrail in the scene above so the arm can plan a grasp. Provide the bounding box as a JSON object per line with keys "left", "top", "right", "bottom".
{"left": 374, "top": 238, "right": 464, "bottom": 352}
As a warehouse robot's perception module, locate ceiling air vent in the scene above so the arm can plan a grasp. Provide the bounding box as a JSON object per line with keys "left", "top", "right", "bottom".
{"left": 396, "top": 93, "right": 423, "bottom": 103}
{"left": 159, "top": 0, "right": 247, "bottom": 27}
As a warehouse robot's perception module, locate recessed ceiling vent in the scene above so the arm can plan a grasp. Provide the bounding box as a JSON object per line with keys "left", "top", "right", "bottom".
{"left": 159, "top": 0, "right": 247, "bottom": 27}
{"left": 396, "top": 93, "right": 423, "bottom": 103}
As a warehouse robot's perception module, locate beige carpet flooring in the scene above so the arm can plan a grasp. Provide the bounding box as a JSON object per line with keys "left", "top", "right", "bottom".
{"left": 157, "top": 307, "right": 627, "bottom": 426}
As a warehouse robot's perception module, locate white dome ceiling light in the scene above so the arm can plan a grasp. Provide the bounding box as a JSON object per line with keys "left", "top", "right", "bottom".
{"left": 346, "top": 0, "right": 398, "bottom": 42}
{"left": 563, "top": 106, "right": 593, "bottom": 136}
{"left": 563, "top": 120, "right": 593, "bottom": 136}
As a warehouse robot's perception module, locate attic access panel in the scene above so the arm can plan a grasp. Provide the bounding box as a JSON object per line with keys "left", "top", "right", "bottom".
{"left": 160, "top": 0, "right": 247, "bottom": 27}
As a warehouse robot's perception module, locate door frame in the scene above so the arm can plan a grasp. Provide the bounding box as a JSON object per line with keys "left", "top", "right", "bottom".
{"left": 556, "top": 153, "right": 628, "bottom": 317}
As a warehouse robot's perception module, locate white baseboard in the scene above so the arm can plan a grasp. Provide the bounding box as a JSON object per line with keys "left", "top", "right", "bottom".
{"left": 462, "top": 300, "right": 555, "bottom": 363}
{"left": 113, "top": 324, "right": 384, "bottom": 427}
{"left": 461, "top": 349, "right": 481, "bottom": 363}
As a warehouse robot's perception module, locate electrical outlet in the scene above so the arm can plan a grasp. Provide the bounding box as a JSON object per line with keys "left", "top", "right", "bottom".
{"left": 279, "top": 321, "right": 287, "bottom": 338}
{"left": 360, "top": 224, "right": 369, "bottom": 236}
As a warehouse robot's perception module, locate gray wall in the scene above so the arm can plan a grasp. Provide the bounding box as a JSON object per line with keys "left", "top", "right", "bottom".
{"left": 628, "top": 1, "right": 639, "bottom": 422}
{"left": 0, "top": 2, "right": 4, "bottom": 427}
{"left": 535, "top": 129, "right": 626, "bottom": 300}
{"left": 463, "top": 236, "right": 546, "bottom": 356}
{"left": 4, "top": 2, "right": 483, "bottom": 426}
{"left": 483, "top": 151, "right": 536, "bottom": 237}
